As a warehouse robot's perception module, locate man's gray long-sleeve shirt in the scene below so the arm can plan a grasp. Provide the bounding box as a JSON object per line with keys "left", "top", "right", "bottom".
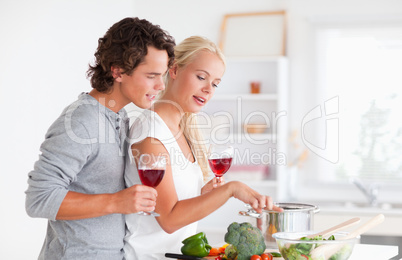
{"left": 25, "top": 93, "right": 129, "bottom": 260}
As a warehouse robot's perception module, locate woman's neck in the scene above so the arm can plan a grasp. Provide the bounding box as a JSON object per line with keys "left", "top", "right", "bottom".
{"left": 152, "top": 101, "right": 184, "bottom": 133}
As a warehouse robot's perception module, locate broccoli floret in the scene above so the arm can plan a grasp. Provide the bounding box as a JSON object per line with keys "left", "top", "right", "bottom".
{"left": 225, "top": 244, "right": 238, "bottom": 260}
{"left": 224, "top": 222, "right": 266, "bottom": 260}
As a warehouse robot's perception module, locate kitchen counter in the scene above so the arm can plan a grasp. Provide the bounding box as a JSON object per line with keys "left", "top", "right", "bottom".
{"left": 163, "top": 244, "right": 399, "bottom": 259}
{"left": 348, "top": 244, "right": 399, "bottom": 259}
{"left": 197, "top": 200, "right": 401, "bottom": 259}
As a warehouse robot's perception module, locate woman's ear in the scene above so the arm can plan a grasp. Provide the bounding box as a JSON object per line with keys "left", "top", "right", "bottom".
{"left": 111, "top": 66, "right": 122, "bottom": 82}
{"left": 168, "top": 64, "right": 178, "bottom": 79}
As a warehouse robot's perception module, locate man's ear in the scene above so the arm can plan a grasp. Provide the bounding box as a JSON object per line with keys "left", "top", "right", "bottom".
{"left": 111, "top": 66, "right": 122, "bottom": 82}
{"left": 168, "top": 64, "right": 178, "bottom": 79}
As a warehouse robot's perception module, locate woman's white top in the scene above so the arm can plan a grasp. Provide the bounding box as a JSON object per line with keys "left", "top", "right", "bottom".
{"left": 124, "top": 110, "right": 204, "bottom": 260}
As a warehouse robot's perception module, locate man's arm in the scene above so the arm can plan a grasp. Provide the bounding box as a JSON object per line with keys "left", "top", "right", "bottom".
{"left": 26, "top": 117, "right": 157, "bottom": 220}
{"left": 56, "top": 186, "right": 157, "bottom": 220}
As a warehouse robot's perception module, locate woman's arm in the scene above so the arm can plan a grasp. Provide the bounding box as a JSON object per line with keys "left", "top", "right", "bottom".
{"left": 201, "top": 177, "right": 225, "bottom": 195}
{"left": 132, "top": 138, "right": 282, "bottom": 234}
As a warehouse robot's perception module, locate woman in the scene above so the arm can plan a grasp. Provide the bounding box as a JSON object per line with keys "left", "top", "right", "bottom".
{"left": 124, "top": 36, "right": 282, "bottom": 259}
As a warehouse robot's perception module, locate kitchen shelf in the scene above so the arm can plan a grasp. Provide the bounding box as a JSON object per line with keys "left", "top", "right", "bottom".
{"left": 202, "top": 56, "right": 288, "bottom": 200}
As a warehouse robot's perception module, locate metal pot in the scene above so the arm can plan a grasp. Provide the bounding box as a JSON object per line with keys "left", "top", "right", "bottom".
{"left": 239, "top": 202, "right": 320, "bottom": 247}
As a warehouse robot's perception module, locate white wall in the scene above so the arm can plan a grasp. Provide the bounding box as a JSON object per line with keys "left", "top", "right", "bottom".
{"left": 0, "top": 0, "right": 134, "bottom": 258}
{"left": 1, "top": 0, "right": 401, "bottom": 259}
{"left": 131, "top": 0, "right": 287, "bottom": 44}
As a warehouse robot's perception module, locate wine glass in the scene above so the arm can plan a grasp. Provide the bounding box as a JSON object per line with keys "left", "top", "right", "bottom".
{"left": 208, "top": 144, "right": 234, "bottom": 183}
{"left": 137, "top": 154, "right": 166, "bottom": 217}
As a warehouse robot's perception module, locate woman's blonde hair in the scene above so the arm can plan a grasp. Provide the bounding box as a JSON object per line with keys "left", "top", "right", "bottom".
{"left": 160, "top": 36, "right": 226, "bottom": 182}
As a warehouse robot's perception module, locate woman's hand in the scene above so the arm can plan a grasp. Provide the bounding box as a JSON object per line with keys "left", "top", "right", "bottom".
{"left": 201, "top": 177, "right": 225, "bottom": 195}
{"left": 228, "top": 181, "right": 283, "bottom": 213}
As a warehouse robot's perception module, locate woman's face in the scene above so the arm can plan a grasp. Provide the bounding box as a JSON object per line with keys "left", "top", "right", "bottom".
{"left": 168, "top": 50, "right": 225, "bottom": 113}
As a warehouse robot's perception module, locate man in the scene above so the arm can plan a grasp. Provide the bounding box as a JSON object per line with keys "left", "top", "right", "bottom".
{"left": 25, "top": 17, "right": 175, "bottom": 259}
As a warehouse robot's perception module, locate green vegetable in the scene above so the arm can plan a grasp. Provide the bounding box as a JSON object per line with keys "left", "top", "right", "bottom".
{"left": 328, "top": 244, "right": 353, "bottom": 260}
{"left": 270, "top": 252, "right": 282, "bottom": 257}
{"left": 278, "top": 235, "right": 351, "bottom": 260}
{"left": 224, "top": 222, "right": 266, "bottom": 260}
{"left": 180, "top": 232, "right": 211, "bottom": 257}
{"left": 224, "top": 244, "right": 238, "bottom": 260}
{"left": 327, "top": 235, "right": 335, "bottom": 240}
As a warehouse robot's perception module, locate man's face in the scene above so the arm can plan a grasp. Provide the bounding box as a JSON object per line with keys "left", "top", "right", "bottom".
{"left": 119, "top": 46, "right": 169, "bottom": 109}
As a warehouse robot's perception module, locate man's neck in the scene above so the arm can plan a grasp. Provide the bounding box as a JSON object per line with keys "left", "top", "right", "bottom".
{"left": 89, "top": 88, "right": 127, "bottom": 113}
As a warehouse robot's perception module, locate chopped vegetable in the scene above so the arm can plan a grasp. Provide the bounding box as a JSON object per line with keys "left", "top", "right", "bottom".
{"left": 208, "top": 247, "right": 221, "bottom": 256}
{"left": 270, "top": 252, "right": 282, "bottom": 257}
{"left": 277, "top": 235, "right": 352, "bottom": 260}
{"left": 261, "top": 253, "right": 273, "bottom": 260}
{"left": 219, "top": 244, "right": 229, "bottom": 253}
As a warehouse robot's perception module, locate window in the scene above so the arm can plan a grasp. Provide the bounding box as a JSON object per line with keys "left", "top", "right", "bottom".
{"left": 310, "top": 23, "right": 402, "bottom": 184}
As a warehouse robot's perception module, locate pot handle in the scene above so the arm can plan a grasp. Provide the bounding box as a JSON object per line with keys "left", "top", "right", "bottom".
{"left": 313, "top": 206, "right": 320, "bottom": 214}
{"left": 239, "top": 209, "right": 262, "bottom": 219}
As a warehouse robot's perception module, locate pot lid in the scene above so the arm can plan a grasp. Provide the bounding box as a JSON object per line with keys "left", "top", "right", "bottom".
{"left": 245, "top": 202, "right": 319, "bottom": 213}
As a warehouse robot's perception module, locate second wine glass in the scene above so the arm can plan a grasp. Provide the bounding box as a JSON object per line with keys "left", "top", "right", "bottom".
{"left": 208, "top": 144, "right": 233, "bottom": 183}
{"left": 137, "top": 154, "right": 166, "bottom": 217}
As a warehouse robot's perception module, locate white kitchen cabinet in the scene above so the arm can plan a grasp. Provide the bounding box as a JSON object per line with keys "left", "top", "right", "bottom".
{"left": 201, "top": 56, "right": 288, "bottom": 198}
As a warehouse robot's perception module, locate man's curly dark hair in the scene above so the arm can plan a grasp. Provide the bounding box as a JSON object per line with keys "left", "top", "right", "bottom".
{"left": 87, "top": 17, "right": 175, "bottom": 93}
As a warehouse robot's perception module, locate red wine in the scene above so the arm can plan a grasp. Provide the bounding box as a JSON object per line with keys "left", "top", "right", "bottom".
{"left": 208, "top": 158, "right": 233, "bottom": 177}
{"left": 138, "top": 169, "right": 165, "bottom": 187}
